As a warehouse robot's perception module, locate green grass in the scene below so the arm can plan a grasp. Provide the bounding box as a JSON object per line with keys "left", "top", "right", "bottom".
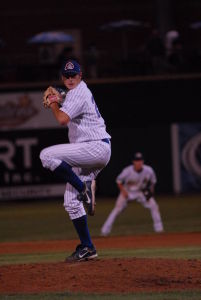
{"left": 0, "top": 194, "right": 201, "bottom": 300}
{"left": 0, "top": 246, "right": 201, "bottom": 266}
{"left": 0, "top": 194, "right": 201, "bottom": 242}
{"left": 94, "top": 194, "right": 201, "bottom": 236}
{"left": 0, "top": 200, "right": 75, "bottom": 242}
{"left": 0, "top": 290, "right": 201, "bottom": 300}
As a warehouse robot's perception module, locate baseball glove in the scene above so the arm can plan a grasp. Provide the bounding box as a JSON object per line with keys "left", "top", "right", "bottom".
{"left": 43, "top": 86, "right": 67, "bottom": 108}
{"left": 142, "top": 180, "right": 154, "bottom": 201}
{"left": 142, "top": 188, "right": 153, "bottom": 201}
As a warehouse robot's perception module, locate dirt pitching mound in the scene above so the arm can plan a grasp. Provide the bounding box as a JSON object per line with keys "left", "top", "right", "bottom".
{"left": 0, "top": 232, "right": 201, "bottom": 294}
{"left": 1, "top": 258, "right": 201, "bottom": 294}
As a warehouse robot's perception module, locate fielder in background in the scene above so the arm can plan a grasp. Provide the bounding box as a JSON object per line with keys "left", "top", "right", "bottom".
{"left": 101, "top": 152, "right": 164, "bottom": 236}
{"left": 40, "top": 59, "right": 111, "bottom": 262}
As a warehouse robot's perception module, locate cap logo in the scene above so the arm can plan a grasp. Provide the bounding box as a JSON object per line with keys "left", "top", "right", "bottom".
{"left": 133, "top": 152, "right": 143, "bottom": 161}
{"left": 65, "top": 62, "right": 74, "bottom": 70}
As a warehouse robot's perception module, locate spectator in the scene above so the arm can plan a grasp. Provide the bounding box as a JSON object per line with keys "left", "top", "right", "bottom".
{"left": 144, "top": 28, "right": 167, "bottom": 74}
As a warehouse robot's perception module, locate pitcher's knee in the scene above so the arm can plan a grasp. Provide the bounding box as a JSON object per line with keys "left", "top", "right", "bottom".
{"left": 40, "top": 148, "right": 51, "bottom": 168}
{"left": 40, "top": 148, "right": 60, "bottom": 171}
{"left": 40, "top": 148, "right": 47, "bottom": 162}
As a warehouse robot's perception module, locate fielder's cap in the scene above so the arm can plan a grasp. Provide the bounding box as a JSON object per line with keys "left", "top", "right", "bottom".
{"left": 61, "top": 59, "right": 81, "bottom": 77}
{"left": 133, "top": 152, "right": 144, "bottom": 161}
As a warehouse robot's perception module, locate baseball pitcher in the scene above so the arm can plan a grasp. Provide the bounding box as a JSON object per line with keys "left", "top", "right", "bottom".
{"left": 40, "top": 59, "right": 111, "bottom": 262}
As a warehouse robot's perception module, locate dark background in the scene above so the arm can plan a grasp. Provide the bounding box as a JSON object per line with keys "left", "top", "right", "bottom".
{"left": 1, "top": 0, "right": 201, "bottom": 82}
{"left": 0, "top": 1, "right": 201, "bottom": 198}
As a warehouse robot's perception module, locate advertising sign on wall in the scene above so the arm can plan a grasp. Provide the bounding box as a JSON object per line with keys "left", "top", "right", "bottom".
{"left": 0, "top": 91, "right": 66, "bottom": 200}
{"left": 171, "top": 123, "right": 201, "bottom": 193}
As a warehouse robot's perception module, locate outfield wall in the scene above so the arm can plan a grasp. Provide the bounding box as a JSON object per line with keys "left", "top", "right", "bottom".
{"left": 0, "top": 75, "right": 200, "bottom": 200}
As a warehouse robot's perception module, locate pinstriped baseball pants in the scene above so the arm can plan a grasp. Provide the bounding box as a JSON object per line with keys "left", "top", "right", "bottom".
{"left": 40, "top": 140, "right": 111, "bottom": 219}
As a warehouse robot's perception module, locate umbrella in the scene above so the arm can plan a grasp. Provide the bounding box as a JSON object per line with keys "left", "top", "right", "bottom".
{"left": 100, "top": 19, "right": 150, "bottom": 60}
{"left": 100, "top": 19, "right": 149, "bottom": 30}
{"left": 189, "top": 21, "right": 201, "bottom": 30}
{"left": 28, "top": 31, "right": 74, "bottom": 44}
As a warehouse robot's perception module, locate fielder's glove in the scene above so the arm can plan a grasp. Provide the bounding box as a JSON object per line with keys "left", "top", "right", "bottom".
{"left": 142, "top": 188, "right": 153, "bottom": 201}
{"left": 43, "top": 86, "right": 67, "bottom": 108}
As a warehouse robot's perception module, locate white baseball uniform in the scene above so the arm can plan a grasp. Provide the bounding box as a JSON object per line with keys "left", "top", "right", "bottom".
{"left": 101, "top": 164, "right": 164, "bottom": 235}
{"left": 40, "top": 80, "right": 111, "bottom": 219}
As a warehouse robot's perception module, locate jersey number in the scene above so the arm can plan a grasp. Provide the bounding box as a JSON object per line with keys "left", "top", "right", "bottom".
{"left": 91, "top": 96, "right": 101, "bottom": 118}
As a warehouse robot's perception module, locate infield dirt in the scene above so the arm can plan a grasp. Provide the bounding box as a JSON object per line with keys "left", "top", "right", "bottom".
{"left": 0, "top": 232, "right": 201, "bottom": 294}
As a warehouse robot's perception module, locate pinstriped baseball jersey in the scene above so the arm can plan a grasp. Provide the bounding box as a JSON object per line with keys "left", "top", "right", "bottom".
{"left": 60, "top": 81, "right": 111, "bottom": 143}
{"left": 116, "top": 164, "right": 157, "bottom": 198}
{"left": 40, "top": 78, "right": 111, "bottom": 220}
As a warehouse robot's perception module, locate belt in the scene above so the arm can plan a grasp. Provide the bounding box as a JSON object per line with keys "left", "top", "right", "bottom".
{"left": 101, "top": 138, "right": 110, "bottom": 144}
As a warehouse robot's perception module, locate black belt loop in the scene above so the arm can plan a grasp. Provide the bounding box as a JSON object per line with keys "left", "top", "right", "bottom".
{"left": 101, "top": 138, "right": 110, "bottom": 144}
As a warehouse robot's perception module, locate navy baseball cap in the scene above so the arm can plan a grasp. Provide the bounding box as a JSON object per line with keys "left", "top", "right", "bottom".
{"left": 133, "top": 152, "right": 144, "bottom": 161}
{"left": 61, "top": 59, "right": 81, "bottom": 77}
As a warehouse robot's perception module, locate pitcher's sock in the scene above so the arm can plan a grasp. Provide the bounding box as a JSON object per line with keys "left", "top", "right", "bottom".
{"left": 72, "top": 215, "right": 93, "bottom": 248}
{"left": 54, "top": 161, "right": 84, "bottom": 192}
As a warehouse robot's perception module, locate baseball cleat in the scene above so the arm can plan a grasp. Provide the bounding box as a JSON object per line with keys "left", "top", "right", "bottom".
{"left": 65, "top": 244, "right": 98, "bottom": 263}
{"left": 154, "top": 222, "right": 164, "bottom": 233}
{"left": 155, "top": 228, "right": 164, "bottom": 233}
{"left": 77, "top": 180, "right": 96, "bottom": 216}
